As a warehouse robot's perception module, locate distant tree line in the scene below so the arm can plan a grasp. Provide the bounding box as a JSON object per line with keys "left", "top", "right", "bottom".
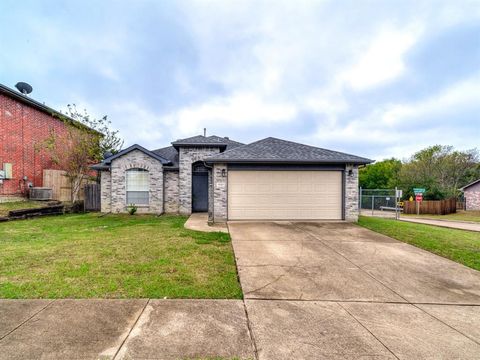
{"left": 359, "top": 145, "right": 480, "bottom": 200}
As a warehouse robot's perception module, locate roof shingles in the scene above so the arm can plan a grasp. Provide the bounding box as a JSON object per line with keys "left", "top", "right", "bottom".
{"left": 171, "top": 135, "right": 243, "bottom": 148}
{"left": 204, "top": 137, "right": 372, "bottom": 164}
{"left": 153, "top": 135, "right": 244, "bottom": 169}
{"left": 92, "top": 136, "right": 372, "bottom": 171}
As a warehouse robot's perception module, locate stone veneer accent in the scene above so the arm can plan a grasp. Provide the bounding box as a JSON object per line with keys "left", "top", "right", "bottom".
{"left": 178, "top": 147, "right": 220, "bottom": 215}
{"left": 164, "top": 171, "right": 179, "bottom": 213}
{"left": 344, "top": 164, "right": 359, "bottom": 221}
{"left": 109, "top": 149, "right": 164, "bottom": 214}
{"left": 211, "top": 163, "right": 228, "bottom": 222}
{"left": 100, "top": 171, "right": 112, "bottom": 213}
{"left": 465, "top": 181, "right": 480, "bottom": 210}
{"left": 208, "top": 170, "right": 214, "bottom": 222}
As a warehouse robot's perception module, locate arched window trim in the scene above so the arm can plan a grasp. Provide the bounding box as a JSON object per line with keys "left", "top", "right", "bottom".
{"left": 126, "top": 168, "right": 150, "bottom": 205}
{"left": 192, "top": 161, "right": 209, "bottom": 173}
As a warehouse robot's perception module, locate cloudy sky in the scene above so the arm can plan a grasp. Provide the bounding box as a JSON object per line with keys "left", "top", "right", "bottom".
{"left": 1, "top": 0, "right": 479, "bottom": 160}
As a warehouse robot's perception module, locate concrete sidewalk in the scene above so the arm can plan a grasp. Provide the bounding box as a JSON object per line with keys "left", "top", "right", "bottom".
{"left": 0, "top": 299, "right": 255, "bottom": 360}
{"left": 400, "top": 217, "right": 480, "bottom": 232}
{"left": 2, "top": 298, "right": 480, "bottom": 359}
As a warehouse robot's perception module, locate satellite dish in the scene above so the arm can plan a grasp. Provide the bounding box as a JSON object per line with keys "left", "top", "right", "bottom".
{"left": 103, "top": 151, "right": 113, "bottom": 160}
{"left": 15, "top": 82, "right": 33, "bottom": 95}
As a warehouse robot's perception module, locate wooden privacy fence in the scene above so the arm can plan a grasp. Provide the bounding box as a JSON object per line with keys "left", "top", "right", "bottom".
{"left": 84, "top": 184, "right": 101, "bottom": 211}
{"left": 43, "top": 170, "right": 73, "bottom": 201}
{"left": 403, "top": 198, "right": 457, "bottom": 215}
{"left": 43, "top": 169, "right": 91, "bottom": 201}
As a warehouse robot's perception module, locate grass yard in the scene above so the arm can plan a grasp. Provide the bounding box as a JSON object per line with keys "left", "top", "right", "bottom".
{"left": 359, "top": 216, "right": 480, "bottom": 271}
{"left": 0, "top": 213, "right": 242, "bottom": 299}
{"left": 0, "top": 200, "right": 45, "bottom": 217}
{"left": 402, "top": 210, "right": 480, "bottom": 223}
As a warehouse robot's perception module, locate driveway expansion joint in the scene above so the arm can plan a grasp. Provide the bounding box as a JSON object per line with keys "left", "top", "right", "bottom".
{"left": 336, "top": 301, "right": 400, "bottom": 360}
{"left": 293, "top": 223, "right": 412, "bottom": 304}
{"left": 411, "top": 303, "right": 480, "bottom": 346}
{"left": 112, "top": 299, "right": 150, "bottom": 360}
{"left": 0, "top": 299, "right": 56, "bottom": 342}
{"left": 241, "top": 300, "right": 259, "bottom": 360}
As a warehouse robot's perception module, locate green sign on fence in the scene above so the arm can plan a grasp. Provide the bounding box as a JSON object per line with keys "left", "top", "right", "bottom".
{"left": 413, "top": 188, "right": 426, "bottom": 194}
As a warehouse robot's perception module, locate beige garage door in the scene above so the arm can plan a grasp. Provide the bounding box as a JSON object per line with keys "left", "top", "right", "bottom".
{"left": 228, "top": 171, "right": 343, "bottom": 220}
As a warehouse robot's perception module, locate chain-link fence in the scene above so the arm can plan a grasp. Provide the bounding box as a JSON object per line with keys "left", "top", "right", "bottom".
{"left": 359, "top": 188, "right": 402, "bottom": 219}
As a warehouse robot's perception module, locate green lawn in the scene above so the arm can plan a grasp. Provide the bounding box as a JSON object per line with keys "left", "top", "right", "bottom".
{"left": 358, "top": 216, "right": 480, "bottom": 271}
{"left": 402, "top": 210, "right": 480, "bottom": 223}
{"left": 0, "top": 213, "right": 242, "bottom": 299}
{"left": 0, "top": 200, "right": 45, "bottom": 217}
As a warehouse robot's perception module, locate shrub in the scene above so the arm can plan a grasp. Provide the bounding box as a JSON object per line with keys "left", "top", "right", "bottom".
{"left": 127, "top": 204, "right": 137, "bottom": 215}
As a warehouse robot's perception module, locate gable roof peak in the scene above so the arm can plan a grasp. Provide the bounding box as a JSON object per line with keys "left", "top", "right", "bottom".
{"left": 91, "top": 143, "right": 171, "bottom": 170}
{"left": 171, "top": 134, "right": 244, "bottom": 149}
{"left": 460, "top": 178, "right": 480, "bottom": 190}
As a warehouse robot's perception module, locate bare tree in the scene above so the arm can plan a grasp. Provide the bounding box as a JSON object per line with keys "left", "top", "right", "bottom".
{"left": 66, "top": 104, "right": 123, "bottom": 156}
{"left": 43, "top": 125, "right": 101, "bottom": 202}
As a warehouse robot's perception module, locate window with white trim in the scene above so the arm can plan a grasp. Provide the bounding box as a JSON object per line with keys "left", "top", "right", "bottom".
{"left": 126, "top": 168, "right": 149, "bottom": 205}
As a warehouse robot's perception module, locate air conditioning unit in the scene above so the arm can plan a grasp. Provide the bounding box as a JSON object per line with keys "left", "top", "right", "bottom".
{"left": 29, "top": 187, "right": 53, "bottom": 201}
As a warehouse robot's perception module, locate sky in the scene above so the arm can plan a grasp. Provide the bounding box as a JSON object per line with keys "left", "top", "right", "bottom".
{"left": 1, "top": 0, "right": 479, "bottom": 161}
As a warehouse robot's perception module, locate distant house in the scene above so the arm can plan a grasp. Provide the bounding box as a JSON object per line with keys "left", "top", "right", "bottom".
{"left": 460, "top": 179, "right": 480, "bottom": 211}
{"left": 0, "top": 83, "right": 98, "bottom": 200}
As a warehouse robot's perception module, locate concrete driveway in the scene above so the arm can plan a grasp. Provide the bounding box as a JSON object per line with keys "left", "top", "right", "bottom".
{"left": 1, "top": 222, "right": 479, "bottom": 359}
{"left": 230, "top": 221, "right": 480, "bottom": 359}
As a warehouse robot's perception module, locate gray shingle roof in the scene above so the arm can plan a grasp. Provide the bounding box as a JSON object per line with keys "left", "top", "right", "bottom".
{"left": 91, "top": 144, "right": 171, "bottom": 170}
{"left": 152, "top": 146, "right": 180, "bottom": 169}
{"left": 153, "top": 136, "right": 244, "bottom": 170}
{"left": 171, "top": 135, "right": 244, "bottom": 148}
{"left": 204, "top": 137, "right": 373, "bottom": 164}
{"left": 92, "top": 135, "right": 244, "bottom": 171}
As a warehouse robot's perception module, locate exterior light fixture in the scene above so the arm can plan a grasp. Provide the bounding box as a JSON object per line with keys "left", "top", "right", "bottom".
{"left": 221, "top": 169, "right": 226, "bottom": 177}
{"left": 348, "top": 169, "right": 353, "bottom": 177}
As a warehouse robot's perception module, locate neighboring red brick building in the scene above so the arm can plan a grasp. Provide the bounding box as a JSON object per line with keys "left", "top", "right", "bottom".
{"left": 0, "top": 83, "right": 98, "bottom": 199}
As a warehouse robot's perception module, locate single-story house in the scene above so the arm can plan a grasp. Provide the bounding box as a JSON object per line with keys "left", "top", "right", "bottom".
{"left": 460, "top": 179, "right": 480, "bottom": 211}
{"left": 92, "top": 135, "right": 372, "bottom": 222}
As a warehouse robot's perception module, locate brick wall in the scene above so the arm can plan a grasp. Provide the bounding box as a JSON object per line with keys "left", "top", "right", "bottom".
{"left": 178, "top": 146, "right": 220, "bottom": 215}
{"left": 164, "top": 170, "right": 179, "bottom": 213}
{"left": 0, "top": 93, "right": 88, "bottom": 197}
{"left": 211, "top": 163, "right": 228, "bottom": 222}
{"left": 100, "top": 171, "right": 112, "bottom": 213}
{"left": 109, "top": 150, "right": 164, "bottom": 214}
{"left": 465, "top": 182, "right": 480, "bottom": 211}
{"left": 345, "top": 164, "right": 359, "bottom": 221}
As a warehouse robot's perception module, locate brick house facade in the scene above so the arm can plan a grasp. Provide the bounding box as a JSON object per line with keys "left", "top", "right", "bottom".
{"left": 0, "top": 84, "right": 98, "bottom": 199}
{"left": 93, "top": 135, "right": 371, "bottom": 223}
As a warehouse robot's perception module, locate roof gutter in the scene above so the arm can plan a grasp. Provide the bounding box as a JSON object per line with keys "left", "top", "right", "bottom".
{"left": 172, "top": 143, "right": 228, "bottom": 151}
{"left": 204, "top": 159, "right": 374, "bottom": 165}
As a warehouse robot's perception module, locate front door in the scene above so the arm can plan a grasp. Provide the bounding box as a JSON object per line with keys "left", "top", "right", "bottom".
{"left": 192, "top": 172, "right": 208, "bottom": 212}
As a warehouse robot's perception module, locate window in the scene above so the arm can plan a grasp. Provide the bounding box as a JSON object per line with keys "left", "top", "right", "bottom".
{"left": 126, "top": 168, "right": 149, "bottom": 205}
